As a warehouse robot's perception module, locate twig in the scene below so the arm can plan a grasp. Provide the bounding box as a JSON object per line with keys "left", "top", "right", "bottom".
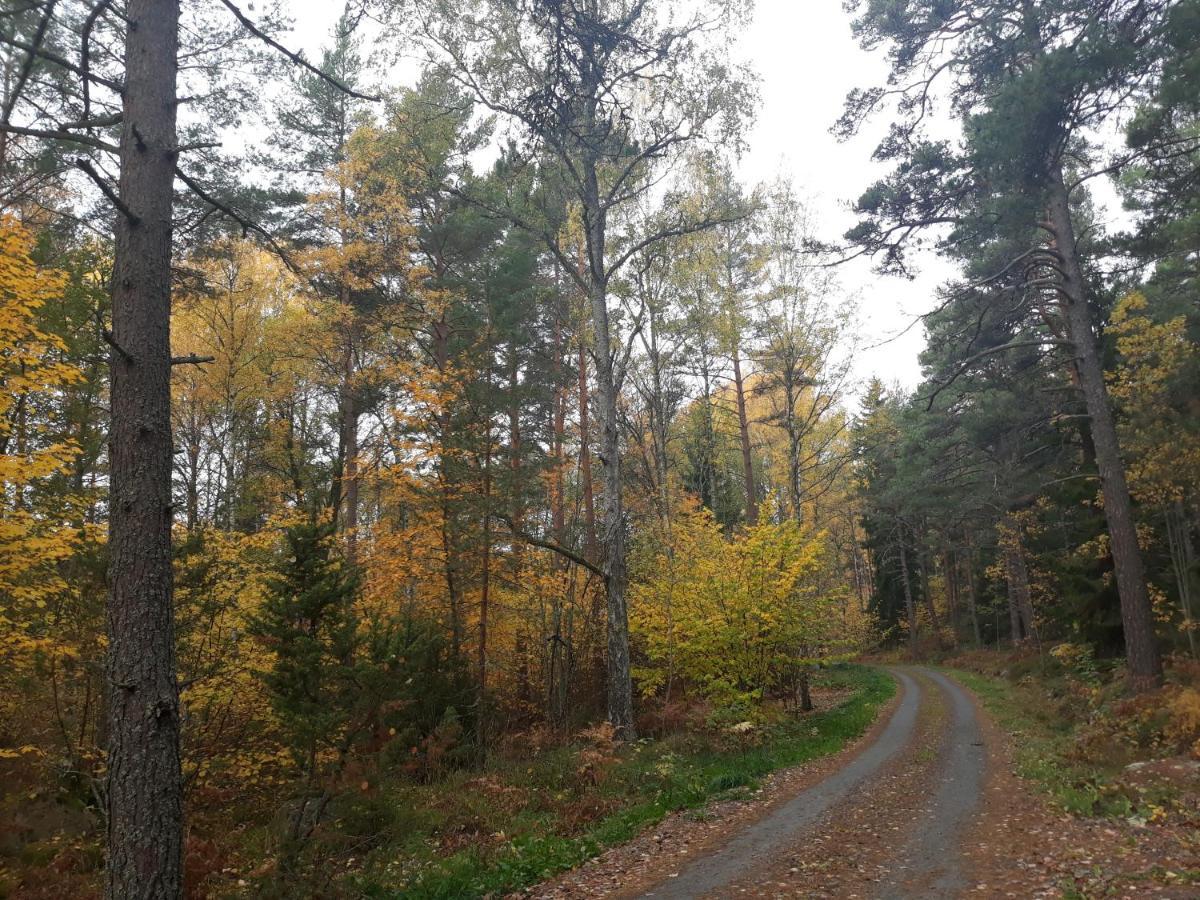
{"left": 1, "top": 0, "right": 58, "bottom": 126}
{"left": 216, "top": 0, "right": 380, "bottom": 102}
{"left": 173, "top": 140, "right": 220, "bottom": 154}
{"left": 75, "top": 157, "right": 138, "bottom": 223}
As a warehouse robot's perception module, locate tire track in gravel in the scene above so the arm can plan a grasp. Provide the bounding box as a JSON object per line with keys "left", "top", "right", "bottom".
{"left": 639, "top": 669, "right": 923, "bottom": 899}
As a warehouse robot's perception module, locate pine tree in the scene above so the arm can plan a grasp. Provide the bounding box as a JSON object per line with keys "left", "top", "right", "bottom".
{"left": 840, "top": 0, "right": 1185, "bottom": 688}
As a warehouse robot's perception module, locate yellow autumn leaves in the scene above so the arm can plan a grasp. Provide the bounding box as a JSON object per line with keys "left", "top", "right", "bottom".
{"left": 0, "top": 218, "right": 90, "bottom": 693}
{"left": 1107, "top": 292, "right": 1200, "bottom": 508}
{"left": 630, "top": 500, "right": 862, "bottom": 710}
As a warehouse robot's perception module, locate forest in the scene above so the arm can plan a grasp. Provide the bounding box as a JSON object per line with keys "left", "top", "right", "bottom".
{"left": 0, "top": 0, "right": 1198, "bottom": 898}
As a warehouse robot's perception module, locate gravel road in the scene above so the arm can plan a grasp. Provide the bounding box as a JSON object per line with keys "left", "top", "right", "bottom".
{"left": 640, "top": 667, "right": 986, "bottom": 899}
{"left": 529, "top": 666, "right": 1196, "bottom": 900}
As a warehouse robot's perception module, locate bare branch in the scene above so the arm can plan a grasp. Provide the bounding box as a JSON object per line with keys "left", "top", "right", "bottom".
{"left": 173, "top": 165, "right": 300, "bottom": 273}
{"left": 216, "top": 0, "right": 380, "bottom": 102}
{"left": 1, "top": 0, "right": 58, "bottom": 126}
{"left": 75, "top": 157, "right": 138, "bottom": 223}
{"left": 920, "top": 338, "right": 1072, "bottom": 410}
{"left": 101, "top": 327, "right": 132, "bottom": 362}
{"left": 0, "top": 123, "right": 117, "bottom": 152}
{"left": 80, "top": 0, "right": 114, "bottom": 123}
{"left": 490, "top": 513, "right": 604, "bottom": 579}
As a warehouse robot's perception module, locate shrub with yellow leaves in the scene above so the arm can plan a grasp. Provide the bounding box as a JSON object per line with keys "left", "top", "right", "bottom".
{"left": 630, "top": 499, "right": 860, "bottom": 713}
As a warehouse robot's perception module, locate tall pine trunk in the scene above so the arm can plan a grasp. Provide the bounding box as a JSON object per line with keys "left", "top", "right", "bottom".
{"left": 918, "top": 543, "right": 940, "bottom": 634}
{"left": 339, "top": 339, "right": 359, "bottom": 561}
{"left": 478, "top": 433, "right": 492, "bottom": 755}
{"left": 579, "top": 166, "right": 634, "bottom": 736}
{"left": 1004, "top": 547, "right": 1026, "bottom": 643}
{"left": 964, "top": 542, "right": 983, "bottom": 647}
{"left": 106, "top": 2, "right": 183, "bottom": 896}
{"left": 1002, "top": 521, "right": 1037, "bottom": 644}
{"left": 943, "top": 547, "right": 960, "bottom": 643}
{"left": 1047, "top": 166, "right": 1162, "bottom": 688}
{"left": 577, "top": 335, "right": 598, "bottom": 561}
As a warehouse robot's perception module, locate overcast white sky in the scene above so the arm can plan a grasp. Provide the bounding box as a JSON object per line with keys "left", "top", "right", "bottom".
{"left": 287, "top": 1, "right": 957, "bottom": 392}
{"left": 733, "top": 2, "right": 955, "bottom": 392}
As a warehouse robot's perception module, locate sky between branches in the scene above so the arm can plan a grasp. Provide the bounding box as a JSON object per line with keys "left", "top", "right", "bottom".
{"left": 285, "top": 1, "right": 1124, "bottom": 394}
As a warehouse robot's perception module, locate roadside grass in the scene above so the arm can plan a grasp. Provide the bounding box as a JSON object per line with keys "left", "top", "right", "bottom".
{"left": 942, "top": 654, "right": 1200, "bottom": 821}
{"left": 305, "top": 664, "right": 896, "bottom": 899}
{"left": 941, "top": 666, "right": 1110, "bottom": 815}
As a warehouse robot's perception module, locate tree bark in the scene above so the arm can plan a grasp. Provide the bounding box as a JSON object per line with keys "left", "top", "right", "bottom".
{"left": 589, "top": 270, "right": 635, "bottom": 739}
{"left": 964, "top": 543, "right": 983, "bottom": 647}
{"left": 1002, "top": 526, "right": 1037, "bottom": 644}
{"left": 646, "top": 307, "right": 671, "bottom": 526}
{"left": 478, "top": 431, "right": 491, "bottom": 754}
{"left": 898, "top": 535, "right": 918, "bottom": 654}
{"left": 943, "top": 547, "right": 960, "bottom": 642}
{"left": 1004, "top": 546, "right": 1027, "bottom": 643}
{"left": 508, "top": 346, "right": 524, "bottom": 569}
{"left": 918, "top": 543, "right": 940, "bottom": 634}
{"left": 1047, "top": 166, "right": 1162, "bottom": 688}
{"left": 798, "top": 669, "right": 813, "bottom": 713}
{"left": 1165, "top": 502, "right": 1198, "bottom": 659}
{"left": 732, "top": 345, "right": 757, "bottom": 526}
{"left": 340, "top": 340, "right": 359, "bottom": 562}
{"left": 577, "top": 336, "right": 597, "bottom": 561}
{"left": 105, "top": 2, "right": 183, "bottom": 897}
{"left": 551, "top": 313, "right": 567, "bottom": 549}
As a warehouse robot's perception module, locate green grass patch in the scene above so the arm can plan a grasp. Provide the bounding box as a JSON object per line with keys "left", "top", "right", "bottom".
{"left": 340, "top": 664, "right": 894, "bottom": 899}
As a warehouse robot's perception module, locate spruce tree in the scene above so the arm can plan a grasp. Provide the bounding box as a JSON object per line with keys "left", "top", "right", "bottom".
{"left": 252, "top": 521, "right": 360, "bottom": 847}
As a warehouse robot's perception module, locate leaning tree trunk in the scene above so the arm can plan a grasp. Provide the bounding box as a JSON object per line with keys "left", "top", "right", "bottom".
{"left": 105, "top": 2, "right": 184, "bottom": 897}
{"left": 1047, "top": 166, "right": 1162, "bottom": 689}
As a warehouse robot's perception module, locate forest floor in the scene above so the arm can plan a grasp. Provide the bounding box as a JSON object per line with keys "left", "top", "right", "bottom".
{"left": 525, "top": 665, "right": 1200, "bottom": 899}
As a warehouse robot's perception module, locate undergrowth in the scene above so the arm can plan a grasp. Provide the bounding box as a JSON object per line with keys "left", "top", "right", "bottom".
{"left": 943, "top": 649, "right": 1200, "bottom": 823}
{"left": 246, "top": 664, "right": 895, "bottom": 899}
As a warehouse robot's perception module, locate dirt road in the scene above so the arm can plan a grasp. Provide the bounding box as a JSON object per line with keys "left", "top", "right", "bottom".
{"left": 530, "top": 667, "right": 1196, "bottom": 899}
